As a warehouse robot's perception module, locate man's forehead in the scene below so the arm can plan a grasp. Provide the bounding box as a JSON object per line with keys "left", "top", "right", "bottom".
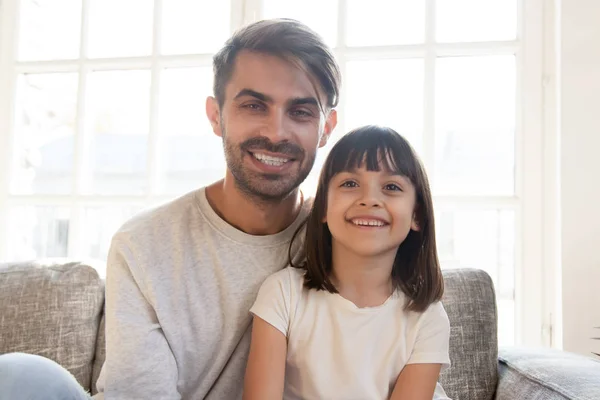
{"left": 227, "top": 51, "right": 325, "bottom": 103}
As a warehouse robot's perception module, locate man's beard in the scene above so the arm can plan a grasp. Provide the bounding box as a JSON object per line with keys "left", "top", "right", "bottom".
{"left": 222, "top": 127, "right": 316, "bottom": 203}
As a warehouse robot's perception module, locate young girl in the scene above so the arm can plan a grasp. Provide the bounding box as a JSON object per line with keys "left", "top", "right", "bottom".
{"left": 243, "top": 125, "right": 451, "bottom": 400}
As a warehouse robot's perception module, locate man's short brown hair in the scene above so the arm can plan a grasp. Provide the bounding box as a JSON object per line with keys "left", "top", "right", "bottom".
{"left": 212, "top": 18, "right": 341, "bottom": 111}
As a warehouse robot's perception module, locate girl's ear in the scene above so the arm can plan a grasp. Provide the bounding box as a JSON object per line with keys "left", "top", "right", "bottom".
{"left": 411, "top": 212, "right": 420, "bottom": 231}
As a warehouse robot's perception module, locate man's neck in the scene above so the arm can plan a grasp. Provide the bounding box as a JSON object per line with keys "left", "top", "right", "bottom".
{"left": 331, "top": 244, "right": 396, "bottom": 308}
{"left": 205, "top": 176, "right": 303, "bottom": 236}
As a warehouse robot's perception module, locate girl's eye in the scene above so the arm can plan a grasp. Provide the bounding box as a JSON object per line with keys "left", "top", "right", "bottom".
{"left": 340, "top": 180, "right": 358, "bottom": 188}
{"left": 385, "top": 183, "right": 402, "bottom": 191}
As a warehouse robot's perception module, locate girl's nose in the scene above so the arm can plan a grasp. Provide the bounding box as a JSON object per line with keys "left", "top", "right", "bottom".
{"left": 358, "top": 186, "right": 383, "bottom": 208}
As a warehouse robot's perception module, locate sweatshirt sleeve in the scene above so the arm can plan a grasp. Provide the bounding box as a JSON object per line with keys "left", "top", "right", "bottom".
{"left": 94, "top": 233, "right": 180, "bottom": 400}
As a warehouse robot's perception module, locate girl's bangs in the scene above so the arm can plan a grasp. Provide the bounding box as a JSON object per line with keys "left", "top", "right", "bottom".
{"left": 325, "top": 126, "right": 417, "bottom": 181}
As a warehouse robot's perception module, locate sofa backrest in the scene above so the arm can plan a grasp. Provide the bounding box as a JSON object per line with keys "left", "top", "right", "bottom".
{"left": 1, "top": 261, "right": 498, "bottom": 398}
{"left": 90, "top": 268, "right": 500, "bottom": 398}
{"left": 440, "top": 268, "right": 499, "bottom": 400}
{"left": 0, "top": 260, "right": 105, "bottom": 392}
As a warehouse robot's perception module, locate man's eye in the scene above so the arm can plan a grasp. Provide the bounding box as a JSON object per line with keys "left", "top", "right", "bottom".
{"left": 385, "top": 183, "right": 402, "bottom": 191}
{"left": 340, "top": 181, "right": 358, "bottom": 188}
{"left": 290, "top": 109, "right": 312, "bottom": 118}
{"left": 244, "top": 103, "right": 264, "bottom": 111}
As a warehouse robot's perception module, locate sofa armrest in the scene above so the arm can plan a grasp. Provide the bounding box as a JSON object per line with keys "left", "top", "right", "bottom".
{"left": 495, "top": 346, "right": 600, "bottom": 400}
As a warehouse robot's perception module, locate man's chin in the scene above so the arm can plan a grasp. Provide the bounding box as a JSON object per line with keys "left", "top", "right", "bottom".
{"left": 241, "top": 180, "right": 303, "bottom": 202}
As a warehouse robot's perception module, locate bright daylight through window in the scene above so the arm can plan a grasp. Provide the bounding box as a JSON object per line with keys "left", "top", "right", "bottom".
{"left": 0, "top": 0, "right": 544, "bottom": 348}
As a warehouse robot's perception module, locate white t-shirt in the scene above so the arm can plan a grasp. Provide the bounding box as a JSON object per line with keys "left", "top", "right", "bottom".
{"left": 250, "top": 267, "right": 452, "bottom": 400}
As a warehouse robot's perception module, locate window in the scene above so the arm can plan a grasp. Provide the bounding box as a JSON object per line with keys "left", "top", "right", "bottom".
{"left": 0, "top": 0, "right": 546, "bottom": 347}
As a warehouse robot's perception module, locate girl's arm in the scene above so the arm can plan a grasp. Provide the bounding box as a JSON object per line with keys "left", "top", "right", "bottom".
{"left": 242, "top": 316, "right": 288, "bottom": 400}
{"left": 389, "top": 363, "right": 442, "bottom": 400}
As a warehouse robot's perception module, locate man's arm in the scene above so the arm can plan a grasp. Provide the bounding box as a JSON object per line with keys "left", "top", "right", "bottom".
{"left": 389, "top": 363, "right": 442, "bottom": 400}
{"left": 95, "top": 234, "right": 180, "bottom": 399}
{"left": 242, "top": 316, "right": 287, "bottom": 400}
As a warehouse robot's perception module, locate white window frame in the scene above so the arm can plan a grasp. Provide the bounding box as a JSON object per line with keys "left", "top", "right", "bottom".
{"left": 0, "top": 0, "right": 553, "bottom": 347}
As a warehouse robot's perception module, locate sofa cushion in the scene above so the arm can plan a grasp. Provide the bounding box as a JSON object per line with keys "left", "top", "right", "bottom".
{"left": 91, "top": 313, "right": 106, "bottom": 395}
{"left": 497, "top": 346, "right": 600, "bottom": 400}
{"left": 439, "top": 269, "right": 498, "bottom": 400}
{"left": 0, "top": 260, "right": 105, "bottom": 392}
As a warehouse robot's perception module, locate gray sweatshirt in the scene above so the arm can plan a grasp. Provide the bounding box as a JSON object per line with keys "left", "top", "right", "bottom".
{"left": 93, "top": 187, "right": 310, "bottom": 399}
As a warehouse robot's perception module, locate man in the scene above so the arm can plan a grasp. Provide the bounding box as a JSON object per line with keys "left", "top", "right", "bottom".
{"left": 0, "top": 18, "right": 339, "bottom": 400}
{"left": 94, "top": 17, "right": 339, "bottom": 400}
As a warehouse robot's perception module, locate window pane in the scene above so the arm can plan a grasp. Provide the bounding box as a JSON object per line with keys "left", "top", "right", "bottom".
{"left": 17, "top": 0, "right": 82, "bottom": 61}
{"left": 345, "top": 59, "right": 424, "bottom": 152}
{"left": 346, "top": 0, "right": 425, "bottom": 46}
{"left": 85, "top": 70, "right": 151, "bottom": 195}
{"left": 158, "top": 67, "right": 225, "bottom": 195}
{"left": 262, "top": 0, "right": 338, "bottom": 47}
{"left": 436, "top": 0, "right": 517, "bottom": 43}
{"left": 88, "top": 0, "right": 153, "bottom": 58}
{"left": 161, "top": 0, "right": 231, "bottom": 55}
{"left": 498, "top": 298, "right": 515, "bottom": 346}
{"left": 81, "top": 206, "right": 141, "bottom": 274}
{"left": 7, "top": 206, "right": 70, "bottom": 261}
{"left": 435, "top": 207, "right": 515, "bottom": 345}
{"left": 11, "top": 73, "right": 78, "bottom": 195}
{"left": 299, "top": 136, "right": 335, "bottom": 197}
{"left": 434, "top": 56, "right": 515, "bottom": 196}
{"left": 436, "top": 208, "right": 514, "bottom": 289}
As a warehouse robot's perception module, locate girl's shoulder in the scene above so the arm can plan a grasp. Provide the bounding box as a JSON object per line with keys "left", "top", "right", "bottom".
{"left": 411, "top": 300, "right": 451, "bottom": 331}
{"left": 262, "top": 266, "right": 307, "bottom": 294}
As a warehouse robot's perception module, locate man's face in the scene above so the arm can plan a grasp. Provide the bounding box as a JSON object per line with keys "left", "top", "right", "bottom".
{"left": 206, "top": 51, "right": 337, "bottom": 201}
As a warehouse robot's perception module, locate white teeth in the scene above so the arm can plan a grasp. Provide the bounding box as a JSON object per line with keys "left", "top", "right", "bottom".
{"left": 252, "top": 153, "right": 290, "bottom": 167}
{"left": 351, "top": 219, "right": 385, "bottom": 227}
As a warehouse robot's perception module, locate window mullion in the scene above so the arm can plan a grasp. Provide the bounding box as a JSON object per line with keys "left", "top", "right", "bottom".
{"left": 0, "top": 0, "right": 20, "bottom": 261}
{"left": 335, "top": 0, "right": 348, "bottom": 138}
{"left": 243, "top": 0, "right": 262, "bottom": 24}
{"left": 230, "top": 0, "right": 246, "bottom": 31}
{"left": 517, "top": 0, "right": 545, "bottom": 347}
{"left": 69, "top": 0, "right": 92, "bottom": 258}
{"left": 423, "top": 0, "right": 436, "bottom": 176}
{"left": 147, "top": 0, "right": 164, "bottom": 196}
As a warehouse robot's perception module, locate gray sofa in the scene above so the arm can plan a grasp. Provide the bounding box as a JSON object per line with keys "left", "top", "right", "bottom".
{"left": 1, "top": 260, "right": 599, "bottom": 400}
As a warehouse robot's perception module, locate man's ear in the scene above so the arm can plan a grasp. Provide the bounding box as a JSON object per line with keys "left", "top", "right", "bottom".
{"left": 319, "top": 109, "right": 337, "bottom": 148}
{"left": 206, "top": 96, "right": 222, "bottom": 138}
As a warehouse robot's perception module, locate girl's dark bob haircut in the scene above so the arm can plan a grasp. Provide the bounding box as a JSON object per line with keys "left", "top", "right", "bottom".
{"left": 289, "top": 125, "right": 444, "bottom": 312}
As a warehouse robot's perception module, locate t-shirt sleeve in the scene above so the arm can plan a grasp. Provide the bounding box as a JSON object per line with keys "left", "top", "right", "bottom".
{"left": 406, "top": 301, "right": 451, "bottom": 371}
{"left": 249, "top": 268, "right": 293, "bottom": 337}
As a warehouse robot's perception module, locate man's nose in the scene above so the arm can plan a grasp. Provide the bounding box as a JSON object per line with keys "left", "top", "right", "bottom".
{"left": 262, "top": 109, "right": 291, "bottom": 141}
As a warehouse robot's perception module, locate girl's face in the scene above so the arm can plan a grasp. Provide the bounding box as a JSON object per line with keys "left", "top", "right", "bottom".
{"left": 324, "top": 164, "right": 420, "bottom": 259}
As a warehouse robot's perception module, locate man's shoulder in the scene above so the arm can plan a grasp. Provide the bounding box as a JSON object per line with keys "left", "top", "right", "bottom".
{"left": 114, "top": 188, "right": 205, "bottom": 239}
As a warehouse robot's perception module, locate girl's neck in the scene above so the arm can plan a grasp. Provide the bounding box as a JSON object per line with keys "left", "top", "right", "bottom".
{"left": 330, "top": 242, "right": 396, "bottom": 308}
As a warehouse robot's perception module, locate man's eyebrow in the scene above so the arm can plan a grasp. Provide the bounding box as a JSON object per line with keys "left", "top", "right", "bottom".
{"left": 234, "top": 89, "right": 320, "bottom": 110}
{"left": 234, "top": 89, "right": 273, "bottom": 102}
{"left": 288, "top": 97, "right": 319, "bottom": 107}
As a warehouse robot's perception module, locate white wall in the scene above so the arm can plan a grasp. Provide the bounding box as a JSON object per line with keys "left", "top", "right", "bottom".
{"left": 558, "top": 0, "right": 600, "bottom": 356}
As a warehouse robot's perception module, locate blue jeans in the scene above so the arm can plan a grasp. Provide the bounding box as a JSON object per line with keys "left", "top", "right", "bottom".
{"left": 0, "top": 353, "right": 91, "bottom": 400}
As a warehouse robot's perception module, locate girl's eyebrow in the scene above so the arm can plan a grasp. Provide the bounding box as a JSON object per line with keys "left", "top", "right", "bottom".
{"left": 337, "top": 168, "right": 408, "bottom": 181}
